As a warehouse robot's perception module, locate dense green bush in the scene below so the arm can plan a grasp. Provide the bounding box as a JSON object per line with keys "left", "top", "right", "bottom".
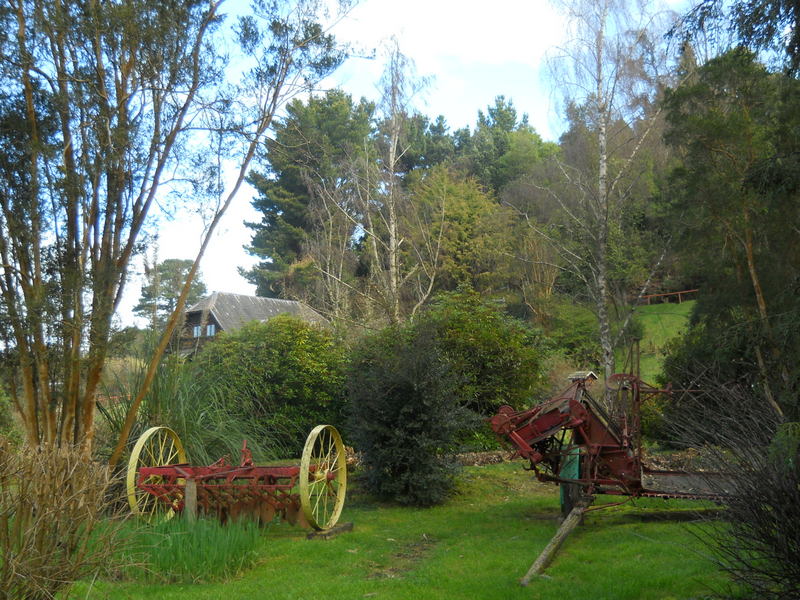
{"left": 349, "top": 291, "right": 547, "bottom": 505}
{"left": 348, "top": 322, "right": 468, "bottom": 506}
{"left": 193, "top": 315, "right": 347, "bottom": 455}
{"left": 422, "top": 289, "right": 546, "bottom": 414}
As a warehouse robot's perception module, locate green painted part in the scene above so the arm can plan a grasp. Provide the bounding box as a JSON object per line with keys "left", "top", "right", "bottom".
{"left": 559, "top": 446, "right": 581, "bottom": 510}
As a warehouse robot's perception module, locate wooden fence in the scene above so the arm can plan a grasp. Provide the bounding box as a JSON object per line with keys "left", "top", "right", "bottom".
{"left": 639, "top": 289, "right": 699, "bottom": 305}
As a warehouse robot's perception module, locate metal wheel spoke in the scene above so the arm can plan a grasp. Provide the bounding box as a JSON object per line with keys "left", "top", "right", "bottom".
{"left": 165, "top": 446, "right": 179, "bottom": 465}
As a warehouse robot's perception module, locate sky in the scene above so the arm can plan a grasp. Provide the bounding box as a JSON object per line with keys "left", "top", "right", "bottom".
{"left": 116, "top": 0, "right": 685, "bottom": 328}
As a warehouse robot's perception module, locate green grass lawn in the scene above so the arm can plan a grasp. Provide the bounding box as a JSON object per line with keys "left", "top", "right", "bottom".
{"left": 69, "top": 461, "right": 726, "bottom": 600}
{"left": 629, "top": 300, "right": 695, "bottom": 383}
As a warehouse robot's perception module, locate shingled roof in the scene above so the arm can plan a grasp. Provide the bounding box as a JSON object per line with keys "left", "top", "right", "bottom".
{"left": 187, "top": 292, "right": 326, "bottom": 331}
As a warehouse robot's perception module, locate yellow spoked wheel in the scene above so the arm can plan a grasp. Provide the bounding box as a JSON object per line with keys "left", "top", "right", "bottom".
{"left": 299, "top": 425, "right": 347, "bottom": 530}
{"left": 126, "top": 426, "right": 186, "bottom": 520}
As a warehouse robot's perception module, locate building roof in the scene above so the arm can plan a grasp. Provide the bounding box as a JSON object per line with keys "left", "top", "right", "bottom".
{"left": 187, "top": 292, "right": 327, "bottom": 331}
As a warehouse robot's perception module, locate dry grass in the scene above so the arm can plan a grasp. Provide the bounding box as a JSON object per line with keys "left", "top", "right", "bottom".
{"left": 0, "top": 441, "right": 124, "bottom": 600}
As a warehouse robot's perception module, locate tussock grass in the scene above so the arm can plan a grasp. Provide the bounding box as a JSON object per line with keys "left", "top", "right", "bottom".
{"left": 118, "top": 517, "right": 263, "bottom": 584}
{"left": 0, "top": 444, "right": 123, "bottom": 600}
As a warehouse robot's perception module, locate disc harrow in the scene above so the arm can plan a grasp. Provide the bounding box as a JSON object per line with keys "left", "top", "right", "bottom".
{"left": 126, "top": 424, "right": 347, "bottom": 530}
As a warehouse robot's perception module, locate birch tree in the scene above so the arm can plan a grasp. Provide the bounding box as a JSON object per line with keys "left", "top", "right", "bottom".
{"left": 346, "top": 42, "right": 443, "bottom": 323}
{"left": 511, "top": 0, "right": 676, "bottom": 393}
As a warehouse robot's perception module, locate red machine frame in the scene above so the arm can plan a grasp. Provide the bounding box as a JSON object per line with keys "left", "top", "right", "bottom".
{"left": 489, "top": 374, "right": 723, "bottom": 503}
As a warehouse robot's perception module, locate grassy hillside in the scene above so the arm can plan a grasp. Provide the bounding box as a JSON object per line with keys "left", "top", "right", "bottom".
{"left": 630, "top": 300, "right": 694, "bottom": 384}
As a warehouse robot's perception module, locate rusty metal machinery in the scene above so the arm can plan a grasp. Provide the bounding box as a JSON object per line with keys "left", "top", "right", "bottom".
{"left": 126, "top": 425, "right": 347, "bottom": 530}
{"left": 490, "top": 374, "right": 725, "bottom": 505}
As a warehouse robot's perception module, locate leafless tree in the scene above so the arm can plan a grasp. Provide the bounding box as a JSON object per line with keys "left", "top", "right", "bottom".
{"left": 308, "top": 41, "right": 444, "bottom": 325}
{"left": 508, "top": 0, "right": 677, "bottom": 399}
{"left": 666, "top": 380, "right": 800, "bottom": 599}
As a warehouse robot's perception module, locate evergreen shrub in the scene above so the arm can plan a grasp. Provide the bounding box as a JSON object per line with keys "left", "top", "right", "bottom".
{"left": 423, "top": 289, "right": 546, "bottom": 414}
{"left": 348, "top": 290, "right": 546, "bottom": 505}
{"left": 348, "top": 322, "right": 468, "bottom": 506}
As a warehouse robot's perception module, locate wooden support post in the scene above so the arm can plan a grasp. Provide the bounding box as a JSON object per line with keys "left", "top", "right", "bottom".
{"left": 520, "top": 498, "right": 593, "bottom": 586}
{"left": 306, "top": 522, "right": 354, "bottom": 540}
{"left": 184, "top": 479, "right": 197, "bottom": 523}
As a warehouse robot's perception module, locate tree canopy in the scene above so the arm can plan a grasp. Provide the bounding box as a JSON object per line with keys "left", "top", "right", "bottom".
{"left": 0, "top": 0, "right": 349, "bottom": 451}
{"left": 134, "top": 259, "right": 207, "bottom": 330}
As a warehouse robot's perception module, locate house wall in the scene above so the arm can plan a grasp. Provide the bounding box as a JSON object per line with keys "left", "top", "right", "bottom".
{"left": 177, "top": 312, "right": 221, "bottom": 354}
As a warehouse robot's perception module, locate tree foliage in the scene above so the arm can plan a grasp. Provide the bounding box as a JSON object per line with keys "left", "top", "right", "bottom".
{"left": 243, "top": 90, "right": 374, "bottom": 298}
{"left": 134, "top": 259, "right": 207, "bottom": 330}
{"left": 675, "top": 0, "right": 800, "bottom": 75}
{"left": 661, "top": 48, "right": 800, "bottom": 418}
{"left": 0, "top": 0, "right": 226, "bottom": 448}
{"left": 500, "top": 0, "right": 677, "bottom": 400}
{"left": 243, "top": 77, "right": 561, "bottom": 327}
{"left": 421, "top": 289, "right": 546, "bottom": 414}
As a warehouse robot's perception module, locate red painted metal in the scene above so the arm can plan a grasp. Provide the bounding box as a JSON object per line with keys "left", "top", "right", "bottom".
{"left": 137, "top": 441, "right": 333, "bottom": 524}
{"left": 489, "top": 374, "right": 724, "bottom": 502}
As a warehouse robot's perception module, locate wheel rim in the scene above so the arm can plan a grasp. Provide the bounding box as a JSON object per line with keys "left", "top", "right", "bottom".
{"left": 299, "top": 425, "right": 347, "bottom": 530}
{"left": 126, "top": 426, "right": 186, "bottom": 520}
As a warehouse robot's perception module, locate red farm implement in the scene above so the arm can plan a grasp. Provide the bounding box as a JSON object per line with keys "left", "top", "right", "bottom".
{"left": 490, "top": 373, "right": 726, "bottom": 508}
{"left": 125, "top": 425, "right": 346, "bottom": 531}
{"left": 489, "top": 373, "right": 728, "bottom": 584}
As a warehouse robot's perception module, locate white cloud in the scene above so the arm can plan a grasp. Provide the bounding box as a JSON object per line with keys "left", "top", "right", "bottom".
{"left": 326, "top": 0, "right": 569, "bottom": 139}
{"left": 335, "top": 0, "right": 566, "bottom": 70}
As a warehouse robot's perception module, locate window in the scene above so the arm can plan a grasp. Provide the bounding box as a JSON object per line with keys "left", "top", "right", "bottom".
{"left": 206, "top": 323, "right": 216, "bottom": 336}
{"left": 192, "top": 325, "right": 201, "bottom": 338}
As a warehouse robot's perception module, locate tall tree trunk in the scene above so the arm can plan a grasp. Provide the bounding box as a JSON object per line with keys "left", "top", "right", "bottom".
{"left": 741, "top": 209, "right": 784, "bottom": 417}
{"left": 594, "top": 3, "right": 616, "bottom": 397}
